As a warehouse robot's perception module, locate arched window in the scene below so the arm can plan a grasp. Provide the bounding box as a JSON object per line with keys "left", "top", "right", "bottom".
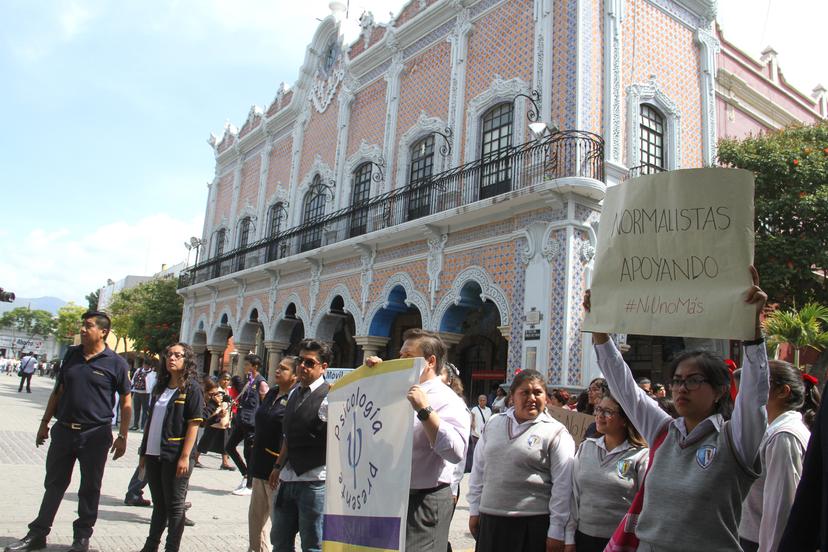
{"left": 236, "top": 217, "right": 252, "bottom": 270}
{"left": 349, "top": 163, "right": 372, "bottom": 237}
{"left": 266, "top": 202, "right": 287, "bottom": 262}
{"left": 639, "top": 104, "right": 665, "bottom": 173}
{"left": 407, "top": 135, "right": 435, "bottom": 221}
{"left": 479, "top": 103, "right": 513, "bottom": 199}
{"left": 301, "top": 175, "right": 326, "bottom": 251}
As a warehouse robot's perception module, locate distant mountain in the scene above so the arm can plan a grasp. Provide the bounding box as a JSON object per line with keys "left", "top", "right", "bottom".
{"left": 0, "top": 296, "right": 69, "bottom": 315}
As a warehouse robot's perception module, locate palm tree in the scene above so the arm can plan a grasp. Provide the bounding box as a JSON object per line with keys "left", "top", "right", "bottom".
{"left": 763, "top": 303, "right": 828, "bottom": 369}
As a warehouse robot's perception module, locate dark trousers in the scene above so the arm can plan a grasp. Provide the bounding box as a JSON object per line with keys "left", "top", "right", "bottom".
{"left": 133, "top": 393, "right": 151, "bottom": 429}
{"left": 126, "top": 466, "right": 148, "bottom": 500}
{"left": 474, "top": 513, "right": 549, "bottom": 552}
{"left": 739, "top": 537, "right": 759, "bottom": 552}
{"left": 143, "top": 455, "right": 193, "bottom": 552}
{"left": 29, "top": 423, "right": 112, "bottom": 539}
{"left": 575, "top": 530, "right": 610, "bottom": 552}
{"left": 406, "top": 485, "right": 454, "bottom": 552}
{"left": 18, "top": 372, "right": 33, "bottom": 392}
{"left": 225, "top": 421, "right": 254, "bottom": 483}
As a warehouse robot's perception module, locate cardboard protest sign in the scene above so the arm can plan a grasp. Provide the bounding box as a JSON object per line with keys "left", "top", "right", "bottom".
{"left": 322, "top": 358, "right": 422, "bottom": 552}
{"left": 583, "top": 168, "right": 755, "bottom": 340}
{"left": 547, "top": 406, "right": 594, "bottom": 445}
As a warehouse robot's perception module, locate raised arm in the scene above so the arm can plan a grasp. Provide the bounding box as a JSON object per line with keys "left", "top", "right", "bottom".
{"left": 729, "top": 266, "right": 769, "bottom": 466}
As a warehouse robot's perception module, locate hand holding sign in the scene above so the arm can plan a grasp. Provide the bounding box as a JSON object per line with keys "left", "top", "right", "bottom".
{"left": 583, "top": 168, "right": 757, "bottom": 340}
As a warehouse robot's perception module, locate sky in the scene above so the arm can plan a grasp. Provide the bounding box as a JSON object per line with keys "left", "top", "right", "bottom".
{"left": 0, "top": 0, "right": 824, "bottom": 306}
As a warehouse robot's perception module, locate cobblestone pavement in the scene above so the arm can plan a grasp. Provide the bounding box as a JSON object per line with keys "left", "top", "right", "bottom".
{"left": 0, "top": 375, "right": 476, "bottom": 551}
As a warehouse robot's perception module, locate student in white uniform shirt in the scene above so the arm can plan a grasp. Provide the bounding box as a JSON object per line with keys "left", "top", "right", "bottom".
{"left": 565, "top": 392, "right": 648, "bottom": 552}
{"left": 467, "top": 369, "right": 575, "bottom": 552}
{"left": 583, "top": 266, "right": 769, "bottom": 552}
{"left": 738, "top": 360, "right": 820, "bottom": 552}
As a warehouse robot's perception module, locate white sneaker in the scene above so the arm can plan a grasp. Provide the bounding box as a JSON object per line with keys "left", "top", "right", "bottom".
{"left": 232, "top": 486, "right": 252, "bottom": 496}
{"left": 232, "top": 477, "right": 247, "bottom": 492}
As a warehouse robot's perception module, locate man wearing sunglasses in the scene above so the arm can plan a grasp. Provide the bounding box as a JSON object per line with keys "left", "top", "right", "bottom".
{"left": 366, "top": 328, "right": 470, "bottom": 552}
{"left": 269, "top": 339, "right": 330, "bottom": 552}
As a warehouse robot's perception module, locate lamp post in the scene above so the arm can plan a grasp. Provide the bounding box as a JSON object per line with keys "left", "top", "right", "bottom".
{"left": 511, "top": 89, "right": 560, "bottom": 139}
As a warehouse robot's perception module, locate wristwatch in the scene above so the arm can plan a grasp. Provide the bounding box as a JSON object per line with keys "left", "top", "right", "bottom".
{"left": 274, "top": 463, "right": 282, "bottom": 470}
{"left": 116, "top": 434, "right": 127, "bottom": 440}
{"left": 417, "top": 406, "right": 434, "bottom": 421}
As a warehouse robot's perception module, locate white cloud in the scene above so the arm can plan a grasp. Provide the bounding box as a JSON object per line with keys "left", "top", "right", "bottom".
{"left": 0, "top": 214, "right": 203, "bottom": 303}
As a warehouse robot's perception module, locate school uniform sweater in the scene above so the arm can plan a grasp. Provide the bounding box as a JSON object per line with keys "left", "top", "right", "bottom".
{"left": 565, "top": 437, "right": 648, "bottom": 543}
{"left": 467, "top": 409, "right": 576, "bottom": 539}
{"left": 595, "top": 338, "right": 769, "bottom": 552}
{"left": 739, "top": 410, "right": 810, "bottom": 552}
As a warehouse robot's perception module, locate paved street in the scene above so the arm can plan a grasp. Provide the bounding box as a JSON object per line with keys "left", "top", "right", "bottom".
{"left": 0, "top": 375, "right": 475, "bottom": 551}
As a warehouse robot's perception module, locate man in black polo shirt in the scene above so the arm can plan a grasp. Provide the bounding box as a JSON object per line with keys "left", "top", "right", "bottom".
{"left": 5, "top": 311, "right": 132, "bottom": 552}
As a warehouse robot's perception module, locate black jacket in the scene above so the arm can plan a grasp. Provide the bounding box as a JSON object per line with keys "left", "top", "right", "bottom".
{"left": 139, "top": 381, "right": 204, "bottom": 462}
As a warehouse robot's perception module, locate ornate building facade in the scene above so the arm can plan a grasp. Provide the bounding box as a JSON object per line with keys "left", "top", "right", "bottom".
{"left": 178, "top": 0, "right": 723, "bottom": 395}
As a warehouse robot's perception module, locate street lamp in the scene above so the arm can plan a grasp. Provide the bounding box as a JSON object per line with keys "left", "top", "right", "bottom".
{"left": 184, "top": 237, "right": 205, "bottom": 266}
{"left": 512, "top": 90, "right": 560, "bottom": 139}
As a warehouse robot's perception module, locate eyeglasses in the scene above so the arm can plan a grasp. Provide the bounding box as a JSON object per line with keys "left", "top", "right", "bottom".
{"left": 300, "top": 357, "right": 319, "bottom": 368}
{"left": 670, "top": 375, "right": 709, "bottom": 391}
{"left": 168, "top": 352, "right": 186, "bottom": 359}
{"left": 594, "top": 407, "right": 618, "bottom": 418}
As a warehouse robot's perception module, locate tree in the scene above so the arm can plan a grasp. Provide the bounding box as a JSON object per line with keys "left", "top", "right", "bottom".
{"left": 763, "top": 303, "right": 828, "bottom": 369}
{"left": 718, "top": 122, "right": 828, "bottom": 308}
{"left": 85, "top": 289, "right": 100, "bottom": 311}
{"left": 109, "top": 278, "right": 183, "bottom": 357}
{"left": 0, "top": 307, "right": 57, "bottom": 355}
{"left": 55, "top": 303, "right": 87, "bottom": 344}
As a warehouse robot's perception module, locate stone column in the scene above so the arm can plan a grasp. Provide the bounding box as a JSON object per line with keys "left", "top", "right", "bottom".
{"left": 207, "top": 345, "right": 225, "bottom": 377}
{"left": 354, "top": 336, "right": 390, "bottom": 360}
{"left": 264, "top": 340, "right": 291, "bottom": 387}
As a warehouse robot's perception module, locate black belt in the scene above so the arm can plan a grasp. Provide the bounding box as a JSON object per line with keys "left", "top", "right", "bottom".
{"left": 59, "top": 422, "right": 107, "bottom": 431}
{"left": 409, "top": 482, "right": 450, "bottom": 495}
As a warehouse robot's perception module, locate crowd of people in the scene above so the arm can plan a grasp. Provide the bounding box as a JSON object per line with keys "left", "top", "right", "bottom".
{"left": 7, "top": 267, "right": 828, "bottom": 552}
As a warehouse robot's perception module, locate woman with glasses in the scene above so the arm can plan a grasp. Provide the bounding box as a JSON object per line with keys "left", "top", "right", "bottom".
{"left": 738, "top": 361, "right": 820, "bottom": 552}
{"left": 138, "top": 343, "right": 204, "bottom": 552}
{"left": 583, "top": 266, "right": 769, "bottom": 552}
{"left": 195, "top": 379, "right": 235, "bottom": 470}
{"left": 467, "top": 369, "right": 575, "bottom": 552}
{"left": 247, "top": 356, "right": 298, "bottom": 552}
{"left": 565, "top": 393, "right": 648, "bottom": 552}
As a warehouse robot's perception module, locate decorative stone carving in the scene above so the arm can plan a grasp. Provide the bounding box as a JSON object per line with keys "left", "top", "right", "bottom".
{"left": 360, "top": 272, "right": 431, "bottom": 335}
{"left": 356, "top": 244, "right": 376, "bottom": 312}
{"left": 579, "top": 242, "right": 596, "bottom": 264}
{"left": 542, "top": 234, "right": 562, "bottom": 262}
{"left": 234, "top": 278, "right": 247, "bottom": 324}
{"left": 267, "top": 270, "right": 280, "bottom": 321}
{"left": 310, "top": 40, "right": 344, "bottom": 113}
{"left": 626, "top": 76, "right": 682, "bottom": 170}
{"left": 695, "top": 25, "right": 721, "bottom": 166}
{"left": 307, "top": 259, "right": 322, "bottom": 317}
{"left": 359, "top": 11, "right": 375, "bottom": 49}
{"left": 432, "top": 266, "right": 512, "bottom": 331}
{"left": 293, "top": 156, "right": 336, "bottom": 224}
{"left": 208, "top": 286, "right": 219, "bottom": 327}
{"left": 426, "top": 231, "right": 448, "bottom": 308}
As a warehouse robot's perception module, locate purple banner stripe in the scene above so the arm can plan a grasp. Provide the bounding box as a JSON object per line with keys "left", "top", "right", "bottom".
{"left": 323, "top": 514, "right": 401, "bottom": 550}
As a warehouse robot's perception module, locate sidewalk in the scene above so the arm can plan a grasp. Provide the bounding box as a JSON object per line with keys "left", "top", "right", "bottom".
{"left": 0, "top": 375, "right": 475, "bottom": 551}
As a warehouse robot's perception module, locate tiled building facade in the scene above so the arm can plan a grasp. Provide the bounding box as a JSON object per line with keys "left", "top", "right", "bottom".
{"left": 179, "top": 0, "right": 727, "bottom": 395}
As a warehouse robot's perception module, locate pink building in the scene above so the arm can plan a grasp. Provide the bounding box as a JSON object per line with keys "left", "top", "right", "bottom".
{"left": 179, "top": 0, "right": 804, "bottom": 392}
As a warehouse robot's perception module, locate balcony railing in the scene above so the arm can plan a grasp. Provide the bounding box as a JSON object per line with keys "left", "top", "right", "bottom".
{"left": 626, "top": 163, "right": 666, "bottom": 180}
{"left": 179, "top": 130, "right": 604, "bottom": 288}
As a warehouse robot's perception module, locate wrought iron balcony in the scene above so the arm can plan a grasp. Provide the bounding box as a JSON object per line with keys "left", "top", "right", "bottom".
{"left": 626, "top": 163, "right": 665, "bottom": 180}
{"left": 179, "top": 130, "right": 604, "bottom": 289}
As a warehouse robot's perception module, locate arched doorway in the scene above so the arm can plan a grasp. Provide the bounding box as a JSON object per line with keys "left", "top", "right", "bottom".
{"left": 440, "top": 281, "right": 507, "bottom": 401}
{"left": 237, "top": 308, "right": 266, "bottom": 376}
{"left": 209, "top": 313, "right": 234, "bottom": 377}
{"left": 315, "top": 296, "right": 358, "bottom": 367}
{"left": 368, "top": 285, "right": 423, "bottom": 359}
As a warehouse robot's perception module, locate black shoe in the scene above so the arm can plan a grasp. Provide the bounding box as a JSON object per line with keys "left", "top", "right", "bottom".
{"left": 219, "top": 464, "right": 236, "bottom": 471}
{"left": 4, "top": 534, "right": 47, "bottom": 551}
{"left": 183, "top": 517, "right": 195, "bottom": 527}
{"left": 67, "top": 537, "right": 90, "bottom": 552}
{"left": 129, "top": 426, "right": 139, "bottom": 430}
{"left": 124, "top": 496, "right": 151, "bottom": 507}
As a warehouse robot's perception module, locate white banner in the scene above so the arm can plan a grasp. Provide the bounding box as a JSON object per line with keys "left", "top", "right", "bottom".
{"left": 584, "top": 168, "right": 756, "bottom": 340}
{"left": 322, "top": 358, "right": 422, "bottom": 552}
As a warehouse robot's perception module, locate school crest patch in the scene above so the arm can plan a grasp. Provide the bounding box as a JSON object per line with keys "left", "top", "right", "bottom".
{"left": 695, "top": 445, "right": 717, "bottom": 469}
{"left": 527, "top": 435, "right": 541, "bottom": 448}
{"left": 616, "top": 459, "right": 634, "bottom": 478}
